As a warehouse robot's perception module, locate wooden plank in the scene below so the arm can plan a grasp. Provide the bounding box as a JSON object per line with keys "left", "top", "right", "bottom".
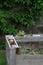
{"left": 15, "top": 34, "right": 43, "bottom": 42}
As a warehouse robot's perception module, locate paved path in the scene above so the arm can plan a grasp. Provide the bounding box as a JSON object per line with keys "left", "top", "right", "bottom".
{"left": 16, "top": 55, "right": 43, "bottom": 65}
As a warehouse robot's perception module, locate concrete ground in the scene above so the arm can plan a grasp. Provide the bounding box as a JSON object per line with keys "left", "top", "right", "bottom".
{"left": 16, "top": 54, "right": 43, "bottom": 65}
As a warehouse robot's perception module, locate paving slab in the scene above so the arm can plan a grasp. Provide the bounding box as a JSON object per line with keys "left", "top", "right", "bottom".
{"left": 16, "top": 55, "right": 43, "bottom": 65}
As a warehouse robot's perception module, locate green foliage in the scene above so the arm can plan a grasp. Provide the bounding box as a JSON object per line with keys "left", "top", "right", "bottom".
{"left": 35, "top": 48, "right": 43, "bottom": 54}
{"left": 0, "top": 23, "right": 17, "bottom": 35}
{"left": 0, "top": 0, "right": 43, "bottom": 35}
{"left": 0, "top": 50, "right": 6, "bottom": 65}
{"left": 0, "top": 41, "right": 5, "bottom": 50}
{"left": 15, "top": 0, "right": 30, "bottom": 4}
{"left": 16, "top": 30, "right": 25, "bottom": 36}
